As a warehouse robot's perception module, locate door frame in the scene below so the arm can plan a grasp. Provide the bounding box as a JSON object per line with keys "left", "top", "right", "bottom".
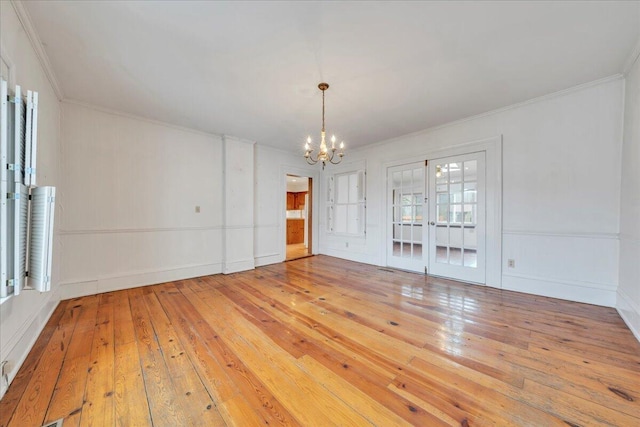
{"left": 281, "top": 166, "right": 320, "bottom": 261}
{"left": 383, "top": 135, "right": 502, "bottom": 288}
{"left": 386, "top": 161, "right": 427, "bottom": 273}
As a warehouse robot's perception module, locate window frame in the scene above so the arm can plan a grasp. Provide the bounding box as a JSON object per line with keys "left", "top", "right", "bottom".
{"left": 326, "top": 168, "right": 366, "bottom": 237}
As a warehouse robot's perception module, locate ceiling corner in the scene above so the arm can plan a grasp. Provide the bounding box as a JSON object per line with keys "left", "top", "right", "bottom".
{"left": 622, "top": 35, "right": 640, "bottom": 76}
{"left": 10, "top": 0, "right": 65, "bottom": 101}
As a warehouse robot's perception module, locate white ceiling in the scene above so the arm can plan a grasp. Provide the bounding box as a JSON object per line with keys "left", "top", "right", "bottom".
{"left": 23, "top": 1, "right": 640, "bottom": 151}
{"left": 286, "top": 175, "right": 309, "bottom": 193}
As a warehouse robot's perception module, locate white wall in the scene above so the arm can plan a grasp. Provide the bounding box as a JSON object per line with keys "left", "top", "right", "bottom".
{"left": 58, "top": 102, "right": 224, "bottom": 297}
{"left": 320, "top": 77, "right": 624, "bottom": 307}
{"left": 617, "top": 49, "right": 640, "bottom": 340}
{"left": 0, "top": 1, "right": 61, "bottom": 398}
{"left": 60, "top": 107, "right": 320, "bottom": 286}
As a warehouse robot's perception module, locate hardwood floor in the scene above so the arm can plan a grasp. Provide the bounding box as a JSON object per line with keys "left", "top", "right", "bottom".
{"left": 1, "top": 256, "right": 639, "bottom": 426}
{"left": 286, "top": 243, "right": 310, "bottom": 261}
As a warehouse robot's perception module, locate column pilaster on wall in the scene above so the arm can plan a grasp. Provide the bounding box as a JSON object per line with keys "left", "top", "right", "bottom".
{"left": 222, "top": 135, "right": 256, "bottom": 274}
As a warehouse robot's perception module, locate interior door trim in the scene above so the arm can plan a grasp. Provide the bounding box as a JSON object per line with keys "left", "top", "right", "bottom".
{"left": 383, "top": 135, "right": 502, "bottom": 288}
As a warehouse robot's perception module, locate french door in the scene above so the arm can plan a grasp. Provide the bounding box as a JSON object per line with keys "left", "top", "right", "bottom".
{"left": 386, "top": 162, "right": 426, "bottom": 272}
{"left": 428, "top": 152, "right": 486, "bottom": 284}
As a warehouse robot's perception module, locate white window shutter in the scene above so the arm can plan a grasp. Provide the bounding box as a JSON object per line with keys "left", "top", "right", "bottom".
{"left": 327, "top": 176, "right": 334, "bottom": 232}
{"left": 13, "top": 85, "right": 25, "bottom": 184}
{"left": 0, "top": 182, "right": 7, "bottom": 299}
{"left": 13, "top": 184, "right": 28, "bottom": 295}
{"left": 28, "top": 186, "right": 55, "bottom": 292}
{"left": 25, "top": 91, "right": 37, "bottom": 187}
{"left": 357, "top": 170, "right": 366, "bottom": 202}
{"left": 0, "top": 80, "right": 8, "bottom": 298}
{"left": 1, "top": 79, "right": 7, "bottom": 183}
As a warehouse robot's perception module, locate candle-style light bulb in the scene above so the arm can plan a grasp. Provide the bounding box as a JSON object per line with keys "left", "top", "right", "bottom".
{"left": 305, "top": 136, "right": 311, "bottom": 151}
{"left": 340, "top": 141, "right": 344, "bottom": 150}
{"left": 331, "top": 135, "right": 336, "bottom": 149}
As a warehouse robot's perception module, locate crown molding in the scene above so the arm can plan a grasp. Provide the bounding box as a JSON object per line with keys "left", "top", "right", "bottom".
{"left": 62, "top": 98, "right": 224, "bottom": 139}
{"left": 623, "top": 36, "right": 640, "bottom": 75}
{"left": 222, "top": 135, "right": 257, "bottom": 146}
{"left": 351, "top": 74, "right": 624, "bottom": 153}
{"left": 10, "top": 0, "right": 64, "bottom": 100}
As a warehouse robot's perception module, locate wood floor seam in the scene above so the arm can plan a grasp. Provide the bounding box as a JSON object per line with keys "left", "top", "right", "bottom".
{"left": 2, "top": 256, "right": 638, "bottom": 426}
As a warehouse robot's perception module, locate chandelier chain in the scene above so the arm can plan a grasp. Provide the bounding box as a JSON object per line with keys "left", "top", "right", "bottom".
{"left": 322, "top": 87, "right": 325, "bottom": 133}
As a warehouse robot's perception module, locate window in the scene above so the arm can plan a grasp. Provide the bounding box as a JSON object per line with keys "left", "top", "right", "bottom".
{"left": 1, "top": 77, "right": 53, "bottom": 301}
{"left": 327, "top": 170, "right": 365, "bottom": 236}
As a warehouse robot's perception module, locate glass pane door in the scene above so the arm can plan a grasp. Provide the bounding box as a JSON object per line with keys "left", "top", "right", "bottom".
{"left": 387, "top": 162, "right": 426, "bottom": 272}
{"left": 429, "top": 152, "right": 485, "bottom": 284}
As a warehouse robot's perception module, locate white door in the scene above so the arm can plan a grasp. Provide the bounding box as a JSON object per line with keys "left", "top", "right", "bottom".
{"left": 387, "top": 162, "right": 426, "bottom": 272}
{"left": 428, "top": 152, "right": 486, "bottom": 283}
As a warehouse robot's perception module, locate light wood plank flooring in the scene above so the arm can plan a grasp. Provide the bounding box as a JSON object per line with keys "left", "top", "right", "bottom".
{"left": 286, "top": 243, "right": 311, "bottom": 261}
{"left": 1, "top": 256, "right": 639, "bottom": 426}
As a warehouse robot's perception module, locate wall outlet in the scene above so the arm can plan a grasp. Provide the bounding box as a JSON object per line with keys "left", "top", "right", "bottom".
{"left": 508, "top": 259, "right": 515, "bottom": 268}
{"left": 195, "top": 206, "right": 201, "bottom": 213}
{"left": 345, "top": 242, "right": 349, "bottom": 248}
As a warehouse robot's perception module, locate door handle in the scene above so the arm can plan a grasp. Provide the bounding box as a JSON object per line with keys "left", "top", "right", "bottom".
{"left": 430, "top": 221, "right": 435, "bottom": 226}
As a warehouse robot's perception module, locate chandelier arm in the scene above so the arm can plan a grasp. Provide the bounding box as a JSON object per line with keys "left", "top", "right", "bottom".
{"left": 329, "top": 154, "right": 343, "bottom": 165}
{"left": 305, "top": 153, "right": 319, "bottom": 165}
{"left": 325, "top": 149, "right": 334, "bottom": 162}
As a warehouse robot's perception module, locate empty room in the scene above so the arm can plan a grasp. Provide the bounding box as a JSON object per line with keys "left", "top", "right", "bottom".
{"left": 1, "top": 1, "right": 639, "bottom": 426}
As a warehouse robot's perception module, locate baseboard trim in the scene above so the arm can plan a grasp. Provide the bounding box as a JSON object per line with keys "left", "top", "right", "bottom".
{"left": 0, "top": 286, "right": 61, "bottom": 399}
{"left": 617, "top": 287, "right": 640, "bottom": 343}
{"left": 502, "top": 272, "right": 616, "bottom": 307}
{"left": 503, "top": 229, "right": 619, "bottom": 240}
{"left": 320, "top": 247, "right": 371, "bottom": 265}
{"left": 59, "top": 263, "right": 223, "bottom": 300}
{"left": 222, "top": 258, "right": 255, "bottom": 274}
{"left": 255, "top": 253, "right": 283, "bottom": 267}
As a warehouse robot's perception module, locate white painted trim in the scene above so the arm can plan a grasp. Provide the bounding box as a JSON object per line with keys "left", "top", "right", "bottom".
{"left": 502, "top": 272, "right": 616, "bottom": 307}
{"left": 0, "top": 286, "right": 60, "bottom": 399}
{"left": 503, "top": 230, "right": 619, "bottom": 240}
{"left": 280, "top": 164, "right": 321, "bottom": 259}
{"left": 62, "top": 99, "right": 223, "bottom": 140}
{"left": 0, "top": 41, "right": 16, "bottom": 88}
{"left": 221, "top": 134, "right": 256, "bottom": 146}
{"left": 321, "top": 247, "right": 372, "bottom": 265}
{"left": 222, "top": 258, "right": 255, "bottom": 275}
{"left": 58, "top": 225, "right": 223, "bottom": 235}
{"left": 382, "top": 135, "right": 502, "bottom": 288}
{"left": 254, "top": 252, "right": 280, "bottom": 259}
{"left": 255, "top": 253, "right": 282, "bottom": 267}
{"left": 10, "top": 1, "right": 64, "bottom": 100}
{"left": 223, "top": 225, "right": 254, "bottom": 231}
{"left": 0, "top": 287, "right": 59, "bottom": 362}
{"left": 502, "top": 271, "right": 617, "bottom": 292}
{"left": 351, "top": 75, "right": 623, "bottom": 153}
{"left": 617, "top": 287, "right": 640, "bottom": 343}
{"left": 255, "top": 224, "right": 280, "bottom": 229}
{"left": 619, "top": 233, "right": 640, "bottom": 243}
{"left": 623, "top": 36, "right": 640, "bottom": 75}
{"left": 59, "top": 262, "right": 223, "bottom": 300}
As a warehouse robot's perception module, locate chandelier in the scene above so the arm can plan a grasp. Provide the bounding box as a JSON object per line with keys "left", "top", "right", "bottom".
{"left": 304, "top": 82, "right": 345, "bottom": 169}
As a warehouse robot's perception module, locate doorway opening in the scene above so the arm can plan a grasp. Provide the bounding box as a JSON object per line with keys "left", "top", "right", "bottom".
{"left": 285, "top": 175, "right": 313, "bottom": 261}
